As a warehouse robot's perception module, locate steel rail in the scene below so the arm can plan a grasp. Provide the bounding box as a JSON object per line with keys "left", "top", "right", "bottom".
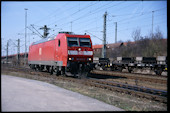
{"left": 90, "top": 70, "right": 167, "bottom": 84}
{"left": 84, "top": 78, "right": 167, "bottom": 103}
{"left": 86, "top": 78, "right": 167, "bottom": 97}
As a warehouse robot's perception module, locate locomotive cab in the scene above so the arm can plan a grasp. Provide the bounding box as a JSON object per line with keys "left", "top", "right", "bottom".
{"left": 65, "top": 34, "right": 93, "bottom": 77}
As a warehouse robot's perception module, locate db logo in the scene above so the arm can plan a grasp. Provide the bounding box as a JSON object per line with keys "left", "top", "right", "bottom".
{"left": 78, "top": 51, "right": 83, "bottom": 55}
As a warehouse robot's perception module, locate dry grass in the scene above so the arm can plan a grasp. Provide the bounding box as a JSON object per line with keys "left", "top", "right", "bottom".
{"left": 106, "top": 78, "right": 167, "bottom": 91}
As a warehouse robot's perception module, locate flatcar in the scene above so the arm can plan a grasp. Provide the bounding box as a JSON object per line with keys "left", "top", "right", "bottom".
{"left": 28, "top": 32, "right": 94, "bottom": 77}
{"left": 95, "top": 56, "right": 167, "bottom": 75}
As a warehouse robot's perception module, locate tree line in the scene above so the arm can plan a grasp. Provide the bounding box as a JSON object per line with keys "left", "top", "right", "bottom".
{"left": 105, "top": 27, "right": 167, "bottom": 58}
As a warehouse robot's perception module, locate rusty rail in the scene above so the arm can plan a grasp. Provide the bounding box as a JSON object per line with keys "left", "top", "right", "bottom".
{"left": 90, "top": 70, "right": 167, "bottom": 84}
{"left": 84, "top": 78, "right": 167, "bottom": 103}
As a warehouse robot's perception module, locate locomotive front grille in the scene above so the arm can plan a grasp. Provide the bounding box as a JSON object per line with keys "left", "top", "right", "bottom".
{"left": 68, "top": 50, "right": 93, "bottom": 55}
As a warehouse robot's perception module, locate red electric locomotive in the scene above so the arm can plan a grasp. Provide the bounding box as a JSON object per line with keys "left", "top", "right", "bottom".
{"left": 28, "top": 32, "right": 94, "bottom": 77}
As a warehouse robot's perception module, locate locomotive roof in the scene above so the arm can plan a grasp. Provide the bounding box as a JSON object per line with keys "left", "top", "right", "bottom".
{"left": 32, "top": 37, "right": 55, "bottom": 45}
{"left": 32, "top": 33, "right": 90, "bottom": 45}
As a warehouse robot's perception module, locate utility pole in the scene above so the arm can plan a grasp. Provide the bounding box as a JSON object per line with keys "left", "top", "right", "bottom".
{"left": 6, "top": 41, "right": 9, "bottom": 63}
{"left": 17, "top": 39, "right": 20, "bottom": 65}
{"left": 152, "top": 11, "right": 154, "bottom": 38}
{"left": 25, "top": 8, "right": 28, "bottom": 66}
{"left": 102, "top": 11, "right": 107, "bottom": 58}
{"left": 115, "top": 22, "right": 117, "bottom": 43}
{"left": 40, "top": 25, "right": 51, "bottom": 38}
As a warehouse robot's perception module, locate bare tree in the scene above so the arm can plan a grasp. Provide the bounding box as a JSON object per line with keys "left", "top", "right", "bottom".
{"left": 154, "top": 26, "right": 163, "bottom": 39}
{"left": 131, "top": 27, "right": 141, "bottom": 42}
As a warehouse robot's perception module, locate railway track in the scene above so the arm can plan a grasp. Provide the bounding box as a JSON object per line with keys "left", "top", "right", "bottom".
{"left": 86, "top": 78, "right": 167, "bottom": 96}
{"left": 2, "top": 64, "right": 167, "bottom": 103}
{"left": 84, "top": 78, "right": 167, "bottom": 103}
{"left": 111, "top": 69, "right": 167, "bottom": 78}
{"left": 90, "top": 70, "right": 167, "bottom": 84}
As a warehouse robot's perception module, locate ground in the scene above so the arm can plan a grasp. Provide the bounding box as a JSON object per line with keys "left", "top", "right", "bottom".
{"left": 1, "top": 65, "right": 167, "bottom": 111}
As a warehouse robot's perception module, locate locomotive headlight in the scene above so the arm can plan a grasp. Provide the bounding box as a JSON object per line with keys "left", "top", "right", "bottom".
{"left": 69, "top": 57, "right": 72, "bottom": 60}
{"left": 78, "top": 48, "right": 81, "bottom": 51}
{"left": 88, "top": 58, "right": 91, "bottom": 61}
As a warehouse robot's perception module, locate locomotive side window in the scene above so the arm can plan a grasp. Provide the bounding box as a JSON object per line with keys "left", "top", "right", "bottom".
{"left": 67, "top": 37, "right": 79, "bottom": 47}
{"left": 80, "top": 38, "right": 91, "bottom": 47}
{"left": 58, "top": 40, "right": 60, "bottom": 47}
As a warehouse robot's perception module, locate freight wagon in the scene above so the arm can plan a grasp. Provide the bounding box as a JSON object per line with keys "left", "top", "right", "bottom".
{"left": 95, "top": 56, "right": 167, "bottom": 75}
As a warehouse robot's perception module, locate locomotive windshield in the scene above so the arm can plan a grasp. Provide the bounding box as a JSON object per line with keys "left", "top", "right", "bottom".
{"left": 80, "top": 38, "right": 91, "bottom": 47}
{"left": 67, "top": 37, "right": 91, "bottom": 47}
{"left": 67, "top": 37, "right": 79, "bottom": 47}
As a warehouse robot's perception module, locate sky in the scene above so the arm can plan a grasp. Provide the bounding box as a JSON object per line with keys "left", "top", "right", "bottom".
{"left": 1, "top": 1, "right": 167, "bottom": 56}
